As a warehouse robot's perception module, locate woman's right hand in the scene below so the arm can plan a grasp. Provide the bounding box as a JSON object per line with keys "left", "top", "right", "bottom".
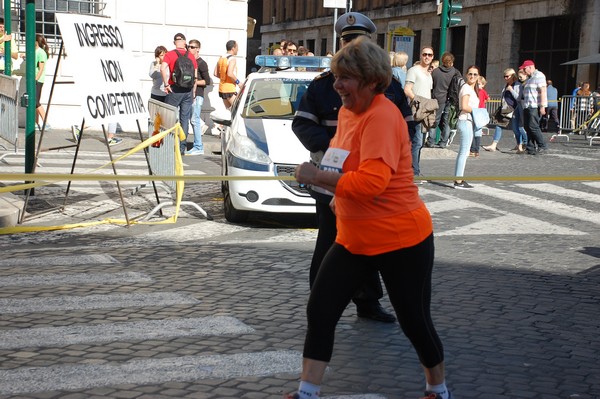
{"left": 295, "top": 162, "right": 319, "bottom": 185}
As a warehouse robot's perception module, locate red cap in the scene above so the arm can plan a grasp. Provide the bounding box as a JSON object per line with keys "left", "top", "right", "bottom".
{"left": 519, "top": 60, "right": 535, "bottom": 69}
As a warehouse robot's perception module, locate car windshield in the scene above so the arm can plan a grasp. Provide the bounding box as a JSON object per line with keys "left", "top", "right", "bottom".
{"left": 242, "top": 78, "right": 311, "bottom": 119}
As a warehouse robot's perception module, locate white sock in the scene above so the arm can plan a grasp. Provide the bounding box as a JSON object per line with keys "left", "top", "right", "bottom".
{"left": 426, "top": 382, "right": 449, "bottom": 399}
{"left": 297, "top": 381, "right": 320, "bottom": 398}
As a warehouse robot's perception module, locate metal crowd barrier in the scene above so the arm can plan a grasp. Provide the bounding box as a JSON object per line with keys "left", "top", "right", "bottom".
{"left": 147, "top": 99, "right": 179, "bottom": 193}
{"left": 140, "top": 98, "right": 211, "bottom": 221}
{"left": 0, "top": 75, "right": 19, "bottom": 164}
{"left": 552, "top": 95, "right": 600, "bottom": 145}
{"left": 482, "top": 96, "right": 501, "bottom": 135}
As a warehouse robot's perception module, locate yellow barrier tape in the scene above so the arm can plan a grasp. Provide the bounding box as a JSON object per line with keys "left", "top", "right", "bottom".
{"left": 2, "top": 174, "right": 600, "bottom": 190}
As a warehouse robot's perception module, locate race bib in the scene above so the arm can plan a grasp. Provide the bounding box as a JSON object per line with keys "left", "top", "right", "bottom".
{"left": 311, "top": 147, "right": 350, "bottom": 196}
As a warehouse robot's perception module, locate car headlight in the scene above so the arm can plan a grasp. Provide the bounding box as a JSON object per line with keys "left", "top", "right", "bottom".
{"left": 229, "top": 132, "right": 272, "bottom": 165}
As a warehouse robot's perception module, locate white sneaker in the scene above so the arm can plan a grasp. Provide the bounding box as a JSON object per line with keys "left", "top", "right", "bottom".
{"left": 201, "top": 124, "right": 209, "bottom": 135}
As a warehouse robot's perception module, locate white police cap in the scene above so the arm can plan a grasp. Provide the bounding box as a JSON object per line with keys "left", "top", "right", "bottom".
{"left": 335, "top": 12, "right": 377, "bottom": 38}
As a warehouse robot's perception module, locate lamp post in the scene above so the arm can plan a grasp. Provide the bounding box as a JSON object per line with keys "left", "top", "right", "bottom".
{"left": 439, "top": 0, "right": 462, "bottom": 56}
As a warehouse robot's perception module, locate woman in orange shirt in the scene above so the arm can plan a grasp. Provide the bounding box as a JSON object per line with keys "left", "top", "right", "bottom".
{"left": 291, "top": 37, "right": 452, "bottom": 399}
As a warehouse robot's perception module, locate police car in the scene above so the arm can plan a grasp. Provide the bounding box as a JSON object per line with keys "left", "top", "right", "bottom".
{"left": 211, "top": 55, "right": 331, "bottom": 223}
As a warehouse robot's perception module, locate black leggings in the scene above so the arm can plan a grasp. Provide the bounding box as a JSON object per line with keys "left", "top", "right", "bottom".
{"left": 310, "top": 201, "right": 383, "bottom": 304}
{"left": 303, "top": 233, "right": 444, "bottom": 368}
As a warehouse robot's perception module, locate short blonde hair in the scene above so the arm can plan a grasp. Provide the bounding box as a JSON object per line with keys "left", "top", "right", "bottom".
{"left": 392, "top": 51, "right": 408, "bottom": 68}
{"left": 503, "top": 68, "right": 516, "bottom": 80}
{"left": 478, "top": 76, "right": 487, "bottom": 86}
{"left": 331, "top": 36, "right": 391, "bottom": 93}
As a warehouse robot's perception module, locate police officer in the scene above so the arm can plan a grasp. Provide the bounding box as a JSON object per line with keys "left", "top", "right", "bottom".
{"left": 292, "top": 12, "right": 415, "bottom": 323}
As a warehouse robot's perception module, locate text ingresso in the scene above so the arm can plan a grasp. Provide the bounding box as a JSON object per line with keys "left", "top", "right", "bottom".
{"left": 74, "top": 23, "right": 124, "bottom": 48}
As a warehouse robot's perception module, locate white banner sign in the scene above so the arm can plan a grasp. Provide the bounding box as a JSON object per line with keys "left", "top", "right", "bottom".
{"left": 323, "top": 0, "right": 346, "bottom": 8}
{"left": 55, "top": 13, "right": 146, "bottom": 125}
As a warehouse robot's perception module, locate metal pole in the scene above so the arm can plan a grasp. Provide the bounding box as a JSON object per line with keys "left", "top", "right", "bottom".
{"left": 25, "top": 0, "right": 35, "bottom": 181}
{"left": 333, "top": 8, "right": 338, "bottom": 54}
{"left": 439, "top": 0, "right": 450, "bottom": 57}
{"left": 3, "top": 0, "right": 12, "bottom": 74}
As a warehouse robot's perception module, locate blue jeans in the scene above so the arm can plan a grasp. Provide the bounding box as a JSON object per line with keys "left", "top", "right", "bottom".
{"left": 492, "top": 125, "right": 503, "bottom": 142}
{"left": 165, "top": 89, "right": 193, "bottom": 153}
{"left": 524, "top": 107, "right": 547, "bottom": 153}
{"left": 411, "top": 123, "right": 425, "bottom": 176}
{"left": 427, "top": 102, "right": 451, "bottom": 147}
{"left": 454, "top": 120, "right": 473, "bottom": 178}
{"left": 511, "top": 106, "right": 527, "bottom": 145}
{"left": 190, "top": 95, "right": 205, "bottom": 152}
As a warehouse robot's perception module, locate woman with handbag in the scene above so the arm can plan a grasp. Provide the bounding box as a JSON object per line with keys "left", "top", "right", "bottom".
{"left": 483, "top": 68, "right": 527, "bottom": 152}
{"left": 453, "top": 65, "right": 481, "bottom": 189}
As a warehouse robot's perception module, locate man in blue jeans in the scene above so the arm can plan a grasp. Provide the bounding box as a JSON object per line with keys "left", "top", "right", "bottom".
{"left": 187, "top": 39, "right": 211, "bottom": 155}
{"left": 404, "top": 46, "right": 434, "bottom": 181}
{"left": 520, "top": 59, "right": 548, "bottom": 155}
{"left": 161, "top": 33, "right": 197, "bottom": 155}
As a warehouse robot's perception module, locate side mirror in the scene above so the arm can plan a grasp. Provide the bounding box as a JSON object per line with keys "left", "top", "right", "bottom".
{"left": 210, "top": 110, "right": 232, "bottom": 126}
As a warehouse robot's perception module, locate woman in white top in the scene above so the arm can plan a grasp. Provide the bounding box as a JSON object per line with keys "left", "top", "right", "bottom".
{"left": 149, "top": 45, "right": 167, "bottom": 102}
{"left": 453, "top": 65, "right": 481, "bottom": 189}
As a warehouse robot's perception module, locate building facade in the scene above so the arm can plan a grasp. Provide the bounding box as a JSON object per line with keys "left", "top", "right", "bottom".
{"left": 260, "top": 0, "right": 600, "bottom": 96}
{"left": 1, "top": 0, "right": 249, "bottom": 129}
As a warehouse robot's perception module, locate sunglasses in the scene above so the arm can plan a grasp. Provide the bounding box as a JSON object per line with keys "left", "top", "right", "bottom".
{"left": 422, "top": 53, "right": 434, "bottom": 57}
{"left": 188, "top": 46, "right": 198, "bottom": 49}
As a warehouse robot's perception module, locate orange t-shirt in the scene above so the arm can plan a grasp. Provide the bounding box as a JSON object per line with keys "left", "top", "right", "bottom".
{"left": 330, "top": 93, "right": 433, "bottom": 255}
{"left": 217, "top": 55, "right": 236, "bottom": 94}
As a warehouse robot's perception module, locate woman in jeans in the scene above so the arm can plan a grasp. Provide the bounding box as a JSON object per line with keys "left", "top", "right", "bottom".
{"left": 483, "top": 68, "right": 528, "bottom": 153}
{"left": 453, "top": 65, "right": 481, "bottom": 189}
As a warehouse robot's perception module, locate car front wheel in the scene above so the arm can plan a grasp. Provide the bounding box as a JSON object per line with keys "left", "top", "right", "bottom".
{"left": 223, "top": 191, "right": 249, "bottom": 223}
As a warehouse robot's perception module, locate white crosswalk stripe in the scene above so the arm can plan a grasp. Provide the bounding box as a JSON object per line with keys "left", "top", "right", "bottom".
{"left": 464, "top": 184, "right": 600, "bottom": 225}
{"left": 516, "top": 183, "right": 600, "bottom": 202}
{"left": 0, "top": 316, "right": 255, "bottom": 350}
{"left": 0, "top": 292, "right": 199, "bottom": 314}
{"left": 0, "top": 254, "right": 119, "bottom": 267}
{"left": 419, "top": 184, "right": 595, "bottom": 236}
{"left": 0, "top": 271, "right": 151, "bottom": 287}
{"left": 0, "top": 350, "right": 302, "bottom": 395}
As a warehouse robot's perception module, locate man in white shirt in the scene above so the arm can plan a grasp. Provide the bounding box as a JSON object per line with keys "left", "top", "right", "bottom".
{"left": 404, "top": 46, "right": 434, "bottom": 179}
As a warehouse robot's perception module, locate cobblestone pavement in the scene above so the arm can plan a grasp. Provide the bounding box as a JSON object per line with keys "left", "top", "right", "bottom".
{"left": 0, "top": 129, "right": 599, "bottom": 398}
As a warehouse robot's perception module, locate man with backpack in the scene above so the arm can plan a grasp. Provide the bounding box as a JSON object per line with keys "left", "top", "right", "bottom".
{"left": 161, "top": 33, "right": 198, "bottom": 155}
{"left": 427, "top": 52, "right": 462, "bottom": 148}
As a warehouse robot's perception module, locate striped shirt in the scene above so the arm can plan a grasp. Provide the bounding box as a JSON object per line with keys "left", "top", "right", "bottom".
{"left": 522, "top": 69, "right": 547, "bottom": 108}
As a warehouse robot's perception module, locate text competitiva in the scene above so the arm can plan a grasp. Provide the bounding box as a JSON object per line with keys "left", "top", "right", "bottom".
{"left": 87, "top": 91, "right": 146, "bottom": 119}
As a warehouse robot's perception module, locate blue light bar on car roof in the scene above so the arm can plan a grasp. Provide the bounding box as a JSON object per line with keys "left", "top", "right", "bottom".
{"left": 255, "top": 55, "right": 332, "bottom": 69}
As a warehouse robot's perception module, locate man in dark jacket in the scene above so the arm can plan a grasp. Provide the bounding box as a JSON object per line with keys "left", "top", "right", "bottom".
{"left": 426, "top": 51, "right": 461, "bottom": 148}
{"left": 292, "top": 12, "right": 415, "bottom": 323}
